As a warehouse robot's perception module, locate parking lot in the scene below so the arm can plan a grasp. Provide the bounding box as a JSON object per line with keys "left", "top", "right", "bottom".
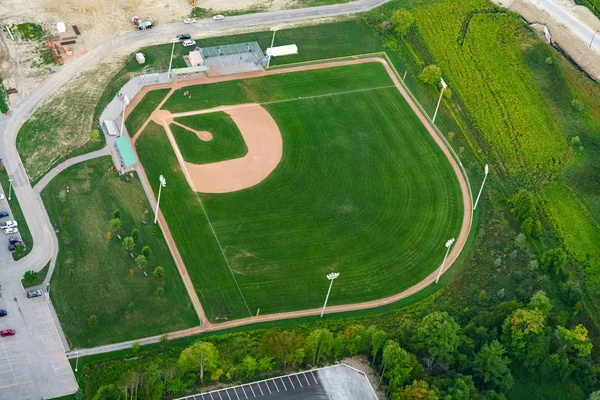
{"left": 0, "top": 187, "right": 16, "bottom": 267}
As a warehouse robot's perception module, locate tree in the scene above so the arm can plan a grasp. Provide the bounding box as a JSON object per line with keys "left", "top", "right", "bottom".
{"left": 154, "top": 266, "right": 166, "bottom": 279}
{"left": 258, "top": 356, "right": 275, "bottom": 373}
{"left": 109, "top": 218, "right": 121, "bottom": 232}
{"left": 381, "top": 340, "right": 413, "bottom": 393}
{"left": 390, "top": 9, "right": 414, "bottom": 37}
{"left": 540, "top": 248, "right": 567, "bottom": 275}
{"left": 122, "top": 236, "right": 134, "bottom": 251}
{"left": 557, "top": 325, "right": 593, "bottom": 357}
{"left": 473, "top": 340, "right": 513, "bottom": 393}
{"left": 91, "top": 129, "right": 101, "bottom": 143}
{"left": 344, "top": 324, "right": 368, "bottom": 356}
{"left": 142, "top": 245, "right": 152, "bottom": 258}
{"left": 241, "top": 356, "right": 257, "bottom": 377}
{"left": 159, "top": 333, "right": 169, "bottom": 347}
{"left": 394, "top": 380, "right": 438, "bottom": 400}
{"left": 371, "top": 329, "right": 388, "bottom": 363}
{"left": 136, "top": 254, "right": 148, "bottom": 269}
{"left": 112, "top": 209, "right": 121, "bottom": 219}
{"left": 259, "top": 330, "right": 304, "bottom": 367}
{"left": 502, "top": 308, "right": 545, "bottom": 361}
{"left": 510, "top": 189, "right": 536, "bottom": 223}
{"left": 15, "top": 243, "right": 25, "bottom": 257}
{"left": 178, "top": 341, "right": 219, "bottom": 382}
{"left": 131, "top": 229, "right": 140, "bottom": 241}
{"left": 305, "top": 328, "right": 334, "bottom": 365}
{"left": 92, "top": 384, "right": 122, "bottom": 400}
{"left": 88, "top": 314, "right": 97, "bottom": 326}
{"left": 529, "top": 290, "right": 552, "bottom": 317}
{"left": 414, "top": 312, "right": 460, "bottom": 368}
{"left": 589, "top": 391, "right": 600, "bottom": 400}
{"left": 420, "top": 65, "right": 442, "bottom": 86}
{"left": 23, "top": 270, "right": 37, "bottom": 285}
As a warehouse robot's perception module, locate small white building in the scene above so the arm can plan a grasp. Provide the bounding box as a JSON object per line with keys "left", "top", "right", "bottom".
{"left": 188, "top": 49, "right": 205, "bottom": 67}
{"left": 135, "top": 53, "right": 145, "bottom": 64}
{"left": 266, "top": 44, "right": 298, "bottom": 57}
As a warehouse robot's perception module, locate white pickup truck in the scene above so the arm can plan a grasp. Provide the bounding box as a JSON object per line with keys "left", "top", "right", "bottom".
{"left": 0, "top": 221, "right": 17, "bottom": 229}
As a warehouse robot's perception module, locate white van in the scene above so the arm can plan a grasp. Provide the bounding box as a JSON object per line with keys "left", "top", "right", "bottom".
{"left": 183, "top": 39, "right": 197, "bottom": 47}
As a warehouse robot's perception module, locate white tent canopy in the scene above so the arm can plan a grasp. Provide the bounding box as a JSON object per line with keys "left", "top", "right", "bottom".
{"left": 266, "top": 44, "right": 298, "bottom": 57}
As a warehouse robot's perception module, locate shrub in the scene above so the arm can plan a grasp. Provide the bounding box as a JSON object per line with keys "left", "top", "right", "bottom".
{"left": 141, "top": 246, "right": 152, "bottom": 258}
{"left": 131, "top": 229, "right": 139, "bottom": 241}
{"left": 154, "top": 266, "right": 165, "bottom": 279}
{"left": 571, "top": 99, "right": 584, "bottom": 112}
{"left": 420, "top": 64, "right": 442, "bottom": 86}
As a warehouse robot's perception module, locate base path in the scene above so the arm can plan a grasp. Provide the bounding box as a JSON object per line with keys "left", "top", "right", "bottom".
{"left": 154, "top": 105, "right": 283, "bottom": 193}
{"left": 73, "top": 57, "right": 474, "bottom": 358}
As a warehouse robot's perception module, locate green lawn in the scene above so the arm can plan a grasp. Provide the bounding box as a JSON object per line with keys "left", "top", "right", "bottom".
{"left": 0, "top": 167, "right": 33, "bottom": 261}
{"left": 172, "top": 112, "right": 248, "bottom": 164}
{"left": 125, "top": 89, "right": 170, "bottom": 136}
{"left": 42, "top": 157, "right": 198, "bottom": 348}
{"left": 136, "top": 62, "right": 464, "bottom": 321}
{"left": 0, "top": 77, "right": 8, "bottom": 113}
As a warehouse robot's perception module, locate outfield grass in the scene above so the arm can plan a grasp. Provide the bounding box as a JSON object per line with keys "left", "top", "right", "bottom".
{"left": 162, "top": 63, "right": 394, "bottom": 112}
{"left": 42, "top": 157, "right": 198, "bottom": 347}
{"left": 125, "top": 89, "right": 170, "bottom": 136}
{"left": 136, "top": 62, "right": 464, "bottom": 321}
{"left": 172, "top": 112, "right": 248, "bottom": 164}
{"left": 0, "top": 167, "right": 33, "bottom": 261}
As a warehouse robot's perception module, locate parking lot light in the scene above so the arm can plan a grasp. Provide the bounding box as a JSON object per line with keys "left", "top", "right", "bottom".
{"left": 154, "top": 175, "right": 167, "bottom": 224}
{"left": 8, "top": 178, "right": 13, "bottom": 201}
{"left": 320, "top": 272, "right": 340, "bottom": 317}
{"left": 435, "top": 238, "right": 455, "bottom": 284}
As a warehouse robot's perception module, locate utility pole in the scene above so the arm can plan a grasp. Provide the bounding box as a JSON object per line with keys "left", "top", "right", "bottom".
{"left": 168, "top": 38, "right": 179, "bottom": 80}
{"left": 436, "top": 238, "right": 455, "bottom": 284}
{"left": 320, "top": 272, "right": 339, "bottom": 317}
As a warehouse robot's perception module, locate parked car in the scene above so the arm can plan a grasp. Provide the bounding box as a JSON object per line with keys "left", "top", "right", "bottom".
{"left": 0, "top": 194, "right": 4, "bottom": 200}
{"left": 0, "top": 309, "right": 7, "bottom": 317}
{"left": 4, "top": 227, "right": 18, "bottom": 235}
{"left": 183, "top": 18, "right": 196, "bottom": 24}
{"left": 212, "top": 15, "right": 224, "bottom": 20}
{"left": 0, "top": 212, "right": 8, "bottom": 218}
{"left": 0, "top": 220, "right": 17, "bottom": 229}
{"left": 8, "top": 236, "right": 22, "bottom": 245}
{"left": 8, "top": 243, "right": 15, "bottom": 252}
{"left": 27, "top": 289, "right": 43, "bottom": 298}
{"left": 182, "top": 39, "right": 196, "bottom": 47}
{"left": 176, "top": 33, "right": 191, "bottom": 40}
{"left": 0, "top": 329, "right": 15, "bottom": 337}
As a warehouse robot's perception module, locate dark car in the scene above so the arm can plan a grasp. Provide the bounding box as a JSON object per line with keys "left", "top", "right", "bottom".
{"left": 0, "top": 309, "right": 7, "bottom": 317}
{"left": 26, "top": 289, "right": 42, "bottom": 298}
{"left": 8, "top": 236, "right": 22, "bottom": 245}
{"left": 0, "top": 329, "right": 15, "bottom": 337}
{"left": 0, "top": 212, "right": 8, "bottom": 218}
{"left": 176, "top": 34, "right": 191, "bottom": 40}
{"left": 8, "top": 243, "right": 15, "bottom": 252}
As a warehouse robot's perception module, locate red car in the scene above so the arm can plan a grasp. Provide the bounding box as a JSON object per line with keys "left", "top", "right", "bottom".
{"left": 1, "top": 329, "right": 15, "bottom": 337}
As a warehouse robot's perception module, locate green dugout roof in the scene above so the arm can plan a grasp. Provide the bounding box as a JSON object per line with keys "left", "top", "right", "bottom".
{"left": 115, "top": 136, "right": 137, "bottom": 167}
{"left": 173, "top": 66, "right": 209, "bottom": 75}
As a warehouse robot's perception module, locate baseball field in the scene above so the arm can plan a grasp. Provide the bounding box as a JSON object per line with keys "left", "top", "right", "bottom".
{"left": 134, "top": 61, "right": 465, "bottom": 321}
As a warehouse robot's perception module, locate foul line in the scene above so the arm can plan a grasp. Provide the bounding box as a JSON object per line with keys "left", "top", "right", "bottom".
{"left": 193, "top": 192, "right": 254, "bottom": 319}
{"left": 261, "top": 85, "right": 397, "bottom": 105}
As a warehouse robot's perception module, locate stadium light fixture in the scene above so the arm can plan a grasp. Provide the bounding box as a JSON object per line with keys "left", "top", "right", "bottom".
{"left": 154, "top": 175, "right": 167, "bottom": 224}
{"left": 119, "top": 95, "right": 130, "bottom": 137}
{"left": 320, "top": 272, "right": 340, "bottom": 317}
{"left": 432, "top": 78, "right": 447, "bottom": 124}
{"left": 7, "top": 178, "right": 13, "bottom": 201}
{"left": 168, "top": 38, "right": 179, "bottom": 81}
{"left": 473, "top": 164, "right": 489, "bottom": 210}
{"left": 266, "top": 26, "right": 282, "bottom": 70}
{"left": 435, "top": 238, "right": 455, "bottom": 284}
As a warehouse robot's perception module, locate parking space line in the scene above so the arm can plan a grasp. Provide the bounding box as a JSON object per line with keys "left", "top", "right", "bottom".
{"left": 310, "top": 370, "right": 318, "bottom": 384}
{"left": 233, "top": 387, "right": 241, "bottom": 400}
{"left": 257, "top": 382, "right": 264, "bottom": 395}
{"left": 225, "top": 388, "right": 232, "bottom": 400}
{"left": 210, "top": 391, "right": 215, "bottom": 399}
{"left": 249, "top": 384, "right": 256, "bottom": 397}
{"left": 279, "top": 377, "right": 287, "bottom": 390}
{"left": 272, "top": 379, "right": 279, "bottom": 392}
{"left": 287, "top": 376, "right": 295, "bottom": 389}
{"left": 264, "top": 381, "right": 272, "bottom": 394}
{"left": 241, "top": 385, "right": 248, "bottom": 399}
{"left": 295, "top": 374, "right": 302, "bottom": 387}
{"left": 303, "top": 373, "right": 311, "bottom": 386}
{"left": 218, "top": 390, "right": 223, "bottom": 400}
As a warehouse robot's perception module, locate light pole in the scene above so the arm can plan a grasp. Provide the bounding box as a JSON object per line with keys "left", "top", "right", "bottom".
{"left": 590, "top": 30, "right": 599, "bottom": 48}
{"left": 119, "top": 95, "right": 130, "bottom": 137}
{"left": 74, "top": 352, "right": 80, "bottom": 372}
{"left": 435, "top": 238, "right": 455, "bottom": 284}
{"left": 320, "top": 272, "right": 340, "bottom": 317}
{"left": 432, "top": 78, "right": 447, "bottom": 124}
{"left": 266, "top": 26, "right": 281, "bottom": 70}
{"left": 168, "top": 38, "right": 179, "bottom": 80}
{"left": 473, "top": 164, "right": 489, "bottom": 210}
{"left": 154, "top": 175, "right": 166, "bottom": 224}
{"left": 7, "top": 178, "right": 13, "bottom": 201}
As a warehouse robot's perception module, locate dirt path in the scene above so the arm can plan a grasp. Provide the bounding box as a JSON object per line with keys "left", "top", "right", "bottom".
{"left": 128, "top": 56, "right": 473, "bottom": 334}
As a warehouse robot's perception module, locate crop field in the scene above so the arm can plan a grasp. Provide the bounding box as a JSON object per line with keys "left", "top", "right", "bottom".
{"left": 42, "top": 157, "right": 198, "bottom": 347}
{"left": 411, "top": 0, "right": 567, "bottom": 181}
{"left": 135, "top": 62, "right": 464, "bottom": 321}
{"left": 172, "top": 112, "right": 248, "bottom": 164}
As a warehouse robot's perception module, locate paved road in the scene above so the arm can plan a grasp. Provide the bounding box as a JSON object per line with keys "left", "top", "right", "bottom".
{"left": 532, "top": 0, "right": 600, "bottom": 55}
